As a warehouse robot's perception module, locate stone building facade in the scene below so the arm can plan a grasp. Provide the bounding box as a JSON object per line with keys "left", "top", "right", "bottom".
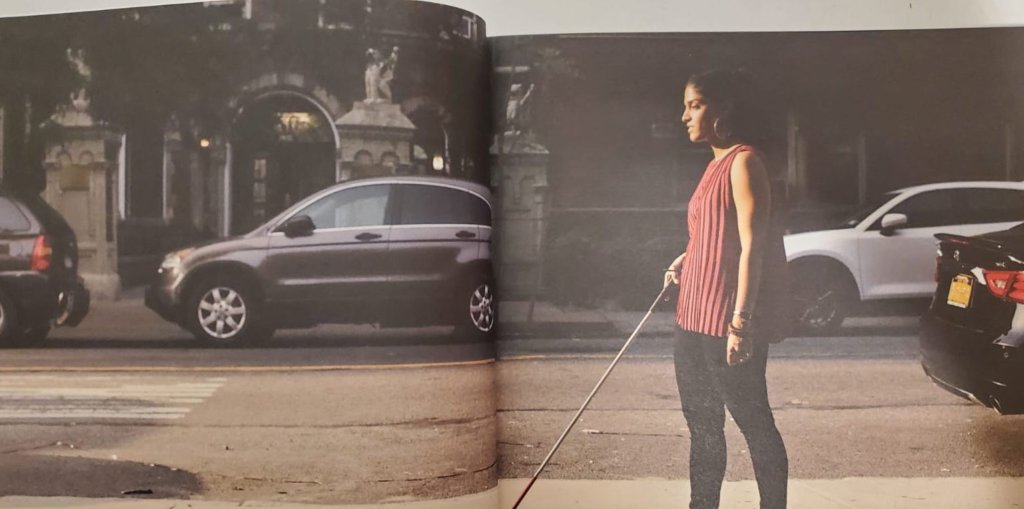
{"left": 0, "top": 0, "right": 488, "bottom": 288}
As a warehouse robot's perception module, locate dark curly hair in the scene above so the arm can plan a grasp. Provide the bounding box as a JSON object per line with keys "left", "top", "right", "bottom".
{"left": 686, "top": 68, "right": 766, "bottom": 146}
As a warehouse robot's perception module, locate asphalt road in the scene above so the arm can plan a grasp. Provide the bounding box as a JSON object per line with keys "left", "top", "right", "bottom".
{"left": 6, "top": 298, "right": 495, "bottom": 369}
{"left": 0, "top": 367, "right": 497, "bottom": 504}
{"left": 497, "top": 355, "right": 1024, "bottom": 481}
{"left": 3, "top": 298, "right": 1021, "bottom": 505}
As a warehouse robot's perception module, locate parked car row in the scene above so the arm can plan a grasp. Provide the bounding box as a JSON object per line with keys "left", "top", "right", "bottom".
{"left": 2, "top": 176, "right": 497, "bottom": 348}
{"left": 783, "top": 180, "right": 1024, "bottom": 415}
{"left": 4, "top": 174, "right": 1019, "bottom": 412}
{"left": 784, "top": 181, "right": 1024, "bottom": 332}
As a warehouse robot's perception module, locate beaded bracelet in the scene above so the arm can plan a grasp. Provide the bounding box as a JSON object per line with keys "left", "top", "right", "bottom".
{"left": 728, "top": 324, "right": 748, "bottom": 338}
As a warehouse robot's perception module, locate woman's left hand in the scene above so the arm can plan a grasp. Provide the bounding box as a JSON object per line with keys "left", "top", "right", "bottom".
{"left": 726, "top": 332, "right": 753, "bottom": 367}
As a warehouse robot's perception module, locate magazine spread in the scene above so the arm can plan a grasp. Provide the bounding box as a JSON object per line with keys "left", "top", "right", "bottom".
{"left": 1, "top": 1, "right": 1024, "bottom": 509}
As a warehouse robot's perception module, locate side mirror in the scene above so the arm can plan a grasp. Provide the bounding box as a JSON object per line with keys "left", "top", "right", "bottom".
{"left": 880, "top": 213, "right": 908, "bottom": 237}
{"left": 276, "top": 215, "right": 315, "bottom": 238}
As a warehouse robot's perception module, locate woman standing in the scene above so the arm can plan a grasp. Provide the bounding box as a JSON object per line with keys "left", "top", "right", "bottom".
{"left": 664, "top": 69, "right": 790, "bottom": 509}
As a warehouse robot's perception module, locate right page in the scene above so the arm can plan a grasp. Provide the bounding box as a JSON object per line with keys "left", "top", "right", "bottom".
{"left": 490, "top": 29, "right": 1024, "bottom": 508}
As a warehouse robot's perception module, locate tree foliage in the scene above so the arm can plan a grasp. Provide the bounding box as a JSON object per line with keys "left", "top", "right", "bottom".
{"left": 0, "top": 15, "right": 82, "bottom": 190}
{"left": 78, "top": 5, "right": 253, "bottom": 142}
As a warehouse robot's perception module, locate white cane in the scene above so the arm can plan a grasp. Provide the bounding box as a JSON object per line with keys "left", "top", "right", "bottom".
{"left": 510, "top": 284, "right": 671, "bottom": 509}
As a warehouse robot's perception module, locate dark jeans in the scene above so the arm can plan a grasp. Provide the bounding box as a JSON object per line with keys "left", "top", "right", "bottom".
{"left": 673, "top": 329, "right": 788, "bottom": 509}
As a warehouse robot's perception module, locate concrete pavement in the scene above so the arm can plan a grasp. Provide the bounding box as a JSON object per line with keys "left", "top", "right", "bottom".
{"left": 3, "top": 478, "right": 1023, "bottom": 508}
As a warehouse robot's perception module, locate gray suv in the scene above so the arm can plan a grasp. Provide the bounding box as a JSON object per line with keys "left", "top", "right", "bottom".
{"left": 145, "top": 177, "right": 495, "bottom": 346}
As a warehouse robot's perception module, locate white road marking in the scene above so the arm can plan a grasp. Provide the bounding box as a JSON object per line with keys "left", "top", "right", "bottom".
{"left": 0, "top": 375, "right": 226, "bottom": 421}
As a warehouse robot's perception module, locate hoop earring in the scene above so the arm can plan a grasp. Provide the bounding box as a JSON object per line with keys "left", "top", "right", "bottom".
{"left": 713, "top": 118, "right": 732, "bottom": 140}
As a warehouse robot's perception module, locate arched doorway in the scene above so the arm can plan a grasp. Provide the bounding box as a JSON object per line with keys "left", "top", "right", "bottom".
{"left": 230, "top": 92, "right": 339, "bottom": 234}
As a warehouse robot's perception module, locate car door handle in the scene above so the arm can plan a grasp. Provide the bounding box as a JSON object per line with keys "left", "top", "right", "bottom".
{"left": 356, "top": 232, "right": 382, "bottom": 241}
{"left": 455, "top": 230, "right": 477, "bottom": 239}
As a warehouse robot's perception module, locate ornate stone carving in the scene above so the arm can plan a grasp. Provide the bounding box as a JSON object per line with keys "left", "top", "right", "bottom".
{"left": 364, "top": 46, "right": 399, "bottom": 104}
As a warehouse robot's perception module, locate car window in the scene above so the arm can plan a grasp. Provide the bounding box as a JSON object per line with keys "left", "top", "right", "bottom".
{"left": 18, "top": 194, "right": 73, "bottom": 236}
{"left": 0, "top": 198, "right": 30, "bottom": 232}
{"left": 294, "top": 184, "right": 390, "bottom": 230}
{"left": 876, "top": 189, "right": 959, "bottom": 229}
{"left": 398, "top": 185, "right": 491, "bottom": 226}
{"left": 963, "top": 188, "right": 1024, "bottom": 224}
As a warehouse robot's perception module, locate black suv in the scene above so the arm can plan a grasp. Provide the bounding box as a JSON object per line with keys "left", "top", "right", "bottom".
{"left": 0, "top": 188, "right": 90, "bottom": 346}
{"left": 146, "top": 177, "right": 496, "bottom": 346}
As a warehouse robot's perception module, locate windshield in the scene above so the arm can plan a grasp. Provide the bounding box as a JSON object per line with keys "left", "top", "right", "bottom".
{"left": 836, "top": 192, "right": 898, "bottom": 229}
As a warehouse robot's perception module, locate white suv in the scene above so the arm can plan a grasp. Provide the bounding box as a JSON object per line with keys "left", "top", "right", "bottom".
{"left": 784, "top": 181, "right": 1024, "bottom": 332}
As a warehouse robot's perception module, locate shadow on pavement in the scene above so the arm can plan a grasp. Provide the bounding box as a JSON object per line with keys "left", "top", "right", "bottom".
{"left": 969, "top": 412, "right": 1024, "bottom": 475}
{"left": 0, "top": 454, "right": 201, "bottom": 498}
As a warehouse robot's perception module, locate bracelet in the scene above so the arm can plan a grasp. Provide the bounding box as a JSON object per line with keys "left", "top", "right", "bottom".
{"left": 733, "top": 310, "right": 753, "bottom": 320}
{"left": 728, "top": 324, "right": 748, "bottom": 338}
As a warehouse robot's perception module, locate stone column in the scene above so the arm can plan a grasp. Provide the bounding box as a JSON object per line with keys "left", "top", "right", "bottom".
{"left": 335, "top": 101, "right": 416, "bottom": 181}
{"left": 489, "top": 133, "right": 550, "bottom": 300}
{"left": 43, "top": 123, "right": 123, "bottom": 300}
{"left": 42, "top": 50, "right": 123, "bottom": 300}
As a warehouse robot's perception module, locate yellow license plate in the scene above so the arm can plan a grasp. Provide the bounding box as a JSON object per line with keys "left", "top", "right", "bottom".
{"left": 947, "top": 274, "right": 974, "bottom": 309}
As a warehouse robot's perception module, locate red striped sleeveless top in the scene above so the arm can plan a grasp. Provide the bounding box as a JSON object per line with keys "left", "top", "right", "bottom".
{"left": 676, "top": 144, "right": 750, "bottom": 337}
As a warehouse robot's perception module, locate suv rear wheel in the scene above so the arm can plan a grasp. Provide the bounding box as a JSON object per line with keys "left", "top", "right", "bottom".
{"left": 185, "top": 277, "right": 274, "bottom": 347}
{"left": 453, "top": 276, "right": 496, "bottom": 341}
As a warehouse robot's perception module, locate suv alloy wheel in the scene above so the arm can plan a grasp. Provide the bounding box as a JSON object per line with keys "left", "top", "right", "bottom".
{"left": 454, "top": 276, "right": 496, "bottom": 341}
{"left": 185, "top": 277, "right": 273, "bottom": 346}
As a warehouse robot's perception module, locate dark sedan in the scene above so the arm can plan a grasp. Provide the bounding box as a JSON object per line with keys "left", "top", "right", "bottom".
{"left": 920, "top": 224, "right": 1024, "bottom": 414}
{"left": 146, "top": 176, "right": 496, "bottom": 346}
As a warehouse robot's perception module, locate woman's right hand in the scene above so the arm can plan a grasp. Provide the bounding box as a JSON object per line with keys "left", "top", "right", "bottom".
{"left": 664, "top": 252, "right": 685, "bottom": 288}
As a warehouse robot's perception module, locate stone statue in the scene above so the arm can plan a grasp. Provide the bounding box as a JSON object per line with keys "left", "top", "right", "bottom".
{"left": 364, "top": 46, "right": 399, "bottom": 104}
{"left": 505, "top": 83, "right": 534, "bottom": 136}
{"left": 66, "top": 48, "right": 92, "bottom": 112}
{"left": 52, "top": 48, "right": 95, "bottom": 127}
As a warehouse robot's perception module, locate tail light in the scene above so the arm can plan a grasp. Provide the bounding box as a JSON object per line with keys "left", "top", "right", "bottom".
{"left": 982, "top": 270, "right": 1024, "bottom": 304}
{"left": 30, "top": 235, "right": 52, "bottom": 272}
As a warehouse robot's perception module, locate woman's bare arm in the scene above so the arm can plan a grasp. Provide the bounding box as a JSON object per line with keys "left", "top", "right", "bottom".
{"left": 730, "top": 151, "right": 772, "bottom": 317}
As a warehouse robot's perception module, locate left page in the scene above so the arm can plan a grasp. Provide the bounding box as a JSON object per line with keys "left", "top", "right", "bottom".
{"left": 0, "top": 1, "right": 498, "bottom": 508}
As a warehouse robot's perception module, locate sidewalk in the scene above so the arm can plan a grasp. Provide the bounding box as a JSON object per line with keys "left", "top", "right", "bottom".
{"left": 1, "top": 478, "right": 1022, "bottom": 508}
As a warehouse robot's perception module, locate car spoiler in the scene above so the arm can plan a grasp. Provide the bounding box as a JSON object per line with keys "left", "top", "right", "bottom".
{"left": 935, "top": 232, "right": 1011, "bottom": 252}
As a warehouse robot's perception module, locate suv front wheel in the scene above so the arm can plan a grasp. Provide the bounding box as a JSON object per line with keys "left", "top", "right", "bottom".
{"left": 185, "top": 277, "right": 274, "bottom": 347}
{"left": 792, "top": 263, "right": 856, "bottom": 334}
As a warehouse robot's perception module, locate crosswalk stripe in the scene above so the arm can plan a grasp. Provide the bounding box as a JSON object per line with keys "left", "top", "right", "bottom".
{"left": 0, "top": 412, "right": 185, "bottom": 419}
{"left": 0, "top": 375, "right": 225, "bottom": 421}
